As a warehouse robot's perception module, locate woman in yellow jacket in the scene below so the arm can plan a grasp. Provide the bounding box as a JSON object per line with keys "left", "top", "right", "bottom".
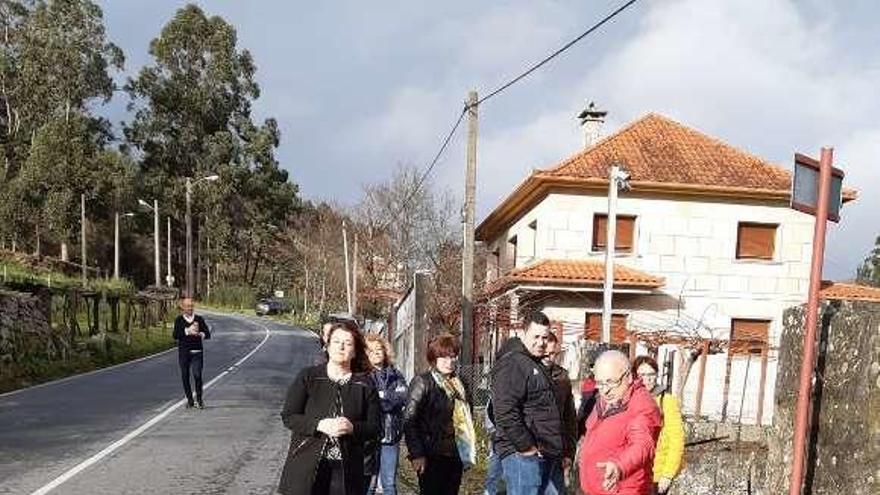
{"left": 633, "top": 355, "right": 685, "bottom": 495}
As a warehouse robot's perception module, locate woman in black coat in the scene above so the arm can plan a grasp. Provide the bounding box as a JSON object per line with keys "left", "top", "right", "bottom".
{"left": 278, "top": 324, "right": 381, "bottom": 495}
{"left": 403, "top": 333, "right": 476, "bottom": 495}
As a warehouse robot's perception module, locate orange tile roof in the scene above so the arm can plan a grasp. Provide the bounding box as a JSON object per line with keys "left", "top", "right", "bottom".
{"left": 545, "top": 113, "right": 794, "bottom": 190}
{"left": 477, "top": 113, "right": 858, "bottom": 242}
{"left": 482, "top": 259, "right": 664, "bottom": 296}
{"left": 819, "top": 281, "right": 880, "bottom": 303}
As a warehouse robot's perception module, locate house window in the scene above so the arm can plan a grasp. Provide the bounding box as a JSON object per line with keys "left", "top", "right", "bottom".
{"left": 508, "top": 235, "right": 518, "bottom": 269}
{"left": 528, "top": 220, "right": 537, "bottom": 258}
{"left": 736, "top": 222, "right": 777, "bottom": 260}
{"left": 585, "top": 312, "right": 628, "bottom": 343}
{"left": 592, "top": 214, "right": 636, "bottom": 253}
{"left": 490, "top": 248, "right": 500, "bottom": 279}
{"left": 729, "top": 318, "right": 770, "bottom": 355}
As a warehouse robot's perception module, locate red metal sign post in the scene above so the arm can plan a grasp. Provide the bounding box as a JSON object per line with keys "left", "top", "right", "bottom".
{"left": 788, "top": 147, "right": 834, "bottom": 495}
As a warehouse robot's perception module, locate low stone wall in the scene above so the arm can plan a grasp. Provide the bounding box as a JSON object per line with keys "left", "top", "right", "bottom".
{"left": 765, "top": 302, "right": 880, "bottom": 495}
{"left": 0, "top": 288, "right": 53, "bottom": 367}
{"left": 663, "top": 420, "right": 768, "bottom": 495}
{"left": 671, "top": 441, "right": 767, "bottom": 495}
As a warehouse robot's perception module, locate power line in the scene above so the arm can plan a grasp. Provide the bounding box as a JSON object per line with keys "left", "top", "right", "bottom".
{"left": 376, "top": 106, "right": 467, "bottom": 232}
{"left": 376, "top": 0, "right": 640, "bottom": 231}
{"left": 476, "top": 0, "right": 641, "bottom": 106}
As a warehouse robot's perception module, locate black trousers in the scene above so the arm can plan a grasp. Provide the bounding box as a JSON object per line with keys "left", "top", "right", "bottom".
{"left": 311, "top": 459, "right": 346, "bottom": 495}
{"left": 178, "top": 350, "right": 204, "bottom": 403}
{"left": 418, "top": 455, "right": 463, "bottom": 495}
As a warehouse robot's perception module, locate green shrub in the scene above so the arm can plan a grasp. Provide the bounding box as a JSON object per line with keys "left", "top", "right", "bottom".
{"left": 206, "top": 284, "right": 256, "bottom": 310}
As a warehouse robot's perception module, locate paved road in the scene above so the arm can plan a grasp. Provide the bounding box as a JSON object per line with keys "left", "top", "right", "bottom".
{"left": 0, "top": 312, "right": 322, "bottom": 495}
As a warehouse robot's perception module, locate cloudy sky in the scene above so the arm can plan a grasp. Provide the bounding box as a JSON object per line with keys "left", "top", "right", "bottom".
{"left": 97, "top": 0, "right": 878, "bottom": 279}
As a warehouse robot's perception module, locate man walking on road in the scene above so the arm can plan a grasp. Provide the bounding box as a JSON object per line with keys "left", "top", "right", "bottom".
{"left": 173, "top": 298, "right": 211, "bottom": 409}
{"left": 491, "top": 311, "right": 567, "bottom": 495}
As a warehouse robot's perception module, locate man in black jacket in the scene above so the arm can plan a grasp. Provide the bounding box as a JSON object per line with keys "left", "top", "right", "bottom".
{"left": 172, "top": 298, "right": 211, "bottom": 408}
{"left": 491, "top": 311, "right": 565, "bottom": 495}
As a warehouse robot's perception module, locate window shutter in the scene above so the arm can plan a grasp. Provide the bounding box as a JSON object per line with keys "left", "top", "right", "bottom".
{"left": 730, "top": 319, "right": 769, "bottom": 355}
{"left": 585, "top": 313, "right": 601, "bottom": 340}
{"left": 593, "top": 214, "right": 636, "bottom": 252}
{"left": 584, "top": 313, "right": 628, "bottom": 343}
{"left": 737, "top": 223, "right": 777, "bottom": 259}
{"left": 592, "top": 215, "right": 608, "bottom": 251}
{"left": 611, "top": 314, "right": 628, "bottom": 343}
{"left": 616, "top": 216, "right": 635, "bottom": 252}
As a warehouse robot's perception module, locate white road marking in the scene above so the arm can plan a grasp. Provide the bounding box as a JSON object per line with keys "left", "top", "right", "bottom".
{"left": 0, "top": 347, "right": 177, "bottom": 399}
{"left": 28, "top": 316, "right": 272, "bottom": 495}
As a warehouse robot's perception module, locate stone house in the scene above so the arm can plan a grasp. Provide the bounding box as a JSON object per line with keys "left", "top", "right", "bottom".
{"left": 474, "top": 110, "right": 859, "bottom": 425}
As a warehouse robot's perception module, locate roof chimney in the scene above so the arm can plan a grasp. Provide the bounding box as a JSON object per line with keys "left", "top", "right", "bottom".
{"left": 578, "top": 102, "right": 607, "bottom": 149}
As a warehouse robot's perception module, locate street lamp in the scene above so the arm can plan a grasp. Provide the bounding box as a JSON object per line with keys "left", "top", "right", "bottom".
{"left": 185, "top": 174, "right": 220, "bottom": 297}
{"left": 138, "top": 198, "right": 161, "bottom": 287}
{"left": 114, "top": 212, "right": 135, "bottom": 280}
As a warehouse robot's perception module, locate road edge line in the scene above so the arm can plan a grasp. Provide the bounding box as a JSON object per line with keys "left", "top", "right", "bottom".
{"left": 27, "top": 319, "right": 272, "bottom": 495}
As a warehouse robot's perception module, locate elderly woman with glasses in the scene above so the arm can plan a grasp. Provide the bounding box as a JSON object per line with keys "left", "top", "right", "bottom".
{"left": 403, "top": 333, "right": 476, "bottom": 495}
{"left": 633, "top": 356, "right": 685, "bottom": 495}
{"left": 578, "top": 350, "right": 661, "bottom": 495}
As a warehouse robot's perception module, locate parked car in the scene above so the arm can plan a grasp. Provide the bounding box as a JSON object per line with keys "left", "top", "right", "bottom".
{"left": 255, "top": 298, "right": 284, "bottom": 316}
{"left": 325, "top": 312, "right": 361, "bottom": 330}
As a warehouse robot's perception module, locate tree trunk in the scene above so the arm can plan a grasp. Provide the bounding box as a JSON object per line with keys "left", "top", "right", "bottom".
{"left": 249, "top": 247, "right": 263, "bottom": 285}
{"left": 61, "top": 242, "right": 69, "bottom": 262}
{"left": 242, "top": 246, "right": 251, "bottom": 280}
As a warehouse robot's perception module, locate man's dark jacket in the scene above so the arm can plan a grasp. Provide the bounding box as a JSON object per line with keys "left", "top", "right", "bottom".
{"left": 278, "top": 364, "right": 381, "bottom": 495}
{"left": 172, "top": 315, "right": 210, "bottom": 352}
{"left": 490, "top": 338, "right": 563, "bottom": 459}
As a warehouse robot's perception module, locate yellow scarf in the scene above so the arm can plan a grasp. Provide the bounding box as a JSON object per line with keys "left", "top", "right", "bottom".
{"left": 432, "top": 371, "right": 476, "bottom": 469}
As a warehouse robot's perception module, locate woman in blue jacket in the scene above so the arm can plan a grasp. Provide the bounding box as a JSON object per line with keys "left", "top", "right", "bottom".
{"left": 365, "top": 333, "right": 408, "bottom": 495}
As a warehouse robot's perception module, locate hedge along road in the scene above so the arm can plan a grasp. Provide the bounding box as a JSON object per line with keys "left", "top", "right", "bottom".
{"left": 0, "top": 312, "right": 322, "bottom": 495}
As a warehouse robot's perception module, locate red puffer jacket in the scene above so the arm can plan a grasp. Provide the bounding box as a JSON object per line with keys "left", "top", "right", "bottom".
{"left": 578, "top": 379, "right": 661, "bottom": 495}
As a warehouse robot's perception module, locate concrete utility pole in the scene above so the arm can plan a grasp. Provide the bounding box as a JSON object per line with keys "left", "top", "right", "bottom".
{"left": 139, "top": 198, "right": 162, "bottom": 286}
{"left": 461, "top": 90, "right": 478, "bottom": 365}
{"left": 185, "top": 174, "right": 219, "bottom": 298}
{"left": 304, "top": 267, "right": 309, "bottom": 314}
{"left": 206, "top": 235, "right": 212, "bottom": 300}
{"left": 342, "top": 220, "right": 353, "bottom": 315}
{"left": 114, "top": 212, "right": 120, "bottom": 280}
{"left": 186, "top": 178, "right": 193, "bottom": 297}
{"left": 81, "top": 194, "right": 87, "bottom": 285}
{"left": 167, "top": 216, "right": 173, "bottom": 287}
{"left": 601, "top": 164, "right": 629, "bottom": 343}
{"left": 153, "top": 200, "right": 160, "bottom": 286}
{"left": 353, "top": 234, "right": 358, "bottom": 315}
{"left": 114, "top": 212, "right": 134, "bottom": 280}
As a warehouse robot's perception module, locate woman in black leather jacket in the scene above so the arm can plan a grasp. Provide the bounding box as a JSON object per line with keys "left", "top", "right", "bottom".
{"left": 403, "top": 333, "right": 475, "bottom": 495}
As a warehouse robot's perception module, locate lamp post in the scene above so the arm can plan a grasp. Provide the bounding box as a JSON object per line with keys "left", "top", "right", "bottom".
{"left": 113, "top": 212, "right": 135, "bottom": 280}
{"left": 185, "top": 174, "right": 220, "bottom": 297}
{"left": 601, "top": 163, "right": 630, "bottom": 343}
{"left": 138, "top": 198, "right": 161, "bottom": 287}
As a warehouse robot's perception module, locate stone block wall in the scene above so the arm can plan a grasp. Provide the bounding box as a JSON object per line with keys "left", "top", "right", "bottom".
{"left": 765, "top": 302, "right": 880, "bottom": 494}
{"left": 0, "top": 289, "right": 53, "bottom": 370}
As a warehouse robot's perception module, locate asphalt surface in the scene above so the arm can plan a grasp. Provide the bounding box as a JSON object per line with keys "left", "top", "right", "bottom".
{"left": 0, "top": 312, "right": 322, "bottom": 495}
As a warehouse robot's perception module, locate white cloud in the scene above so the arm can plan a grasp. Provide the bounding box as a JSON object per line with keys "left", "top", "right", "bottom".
{"left": 469, "top": 0, "right": 879, "bottom": 277}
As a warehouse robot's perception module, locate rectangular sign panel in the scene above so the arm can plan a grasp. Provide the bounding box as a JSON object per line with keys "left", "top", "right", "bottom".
{"left": 791, "top": 153, "right": 844, "bottom": 223}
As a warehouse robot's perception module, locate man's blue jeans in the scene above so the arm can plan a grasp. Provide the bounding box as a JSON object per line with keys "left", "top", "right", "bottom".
{"left": 377, "top": 444, "right": 399, "bottom": 495}
{"left": 484, "top": 443, "right": 504, "bottom": 495}
{"left": 501, "top": 453, "right": 564, "bottom": 495}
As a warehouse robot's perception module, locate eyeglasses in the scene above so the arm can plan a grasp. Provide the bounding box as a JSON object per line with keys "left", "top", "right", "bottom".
{"left": 596, "top": 370, "right": 629, "bottom": 390}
